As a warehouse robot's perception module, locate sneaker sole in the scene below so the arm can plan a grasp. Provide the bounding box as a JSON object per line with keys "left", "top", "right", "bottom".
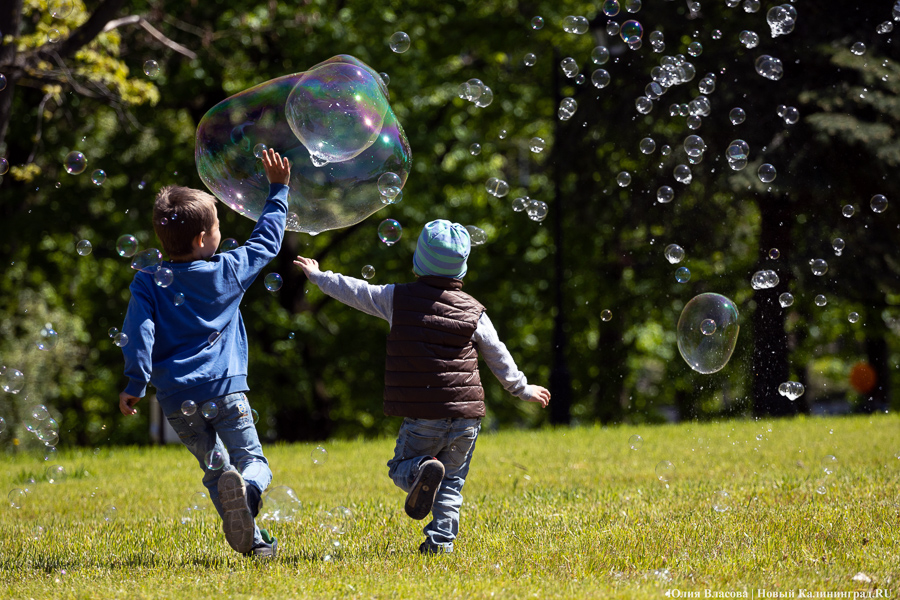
{"left": 405, "top": 461, "right": 445, "bottom": 520}
{"left": 220, "top": 470, "right": 255, "bottom": 553}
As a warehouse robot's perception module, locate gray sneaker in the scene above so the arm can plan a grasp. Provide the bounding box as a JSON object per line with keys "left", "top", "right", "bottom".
{"left": 219, "top": 470, "right": 255, "bottom": 553}
{"left": 405, "top": 458, "right": 444, "bottom": 520}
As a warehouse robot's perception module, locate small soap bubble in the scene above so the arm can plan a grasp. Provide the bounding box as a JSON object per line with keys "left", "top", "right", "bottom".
{"left": 822, "top": 455, "right": 837, "bottom": 475}
{"left": 842, "top": 205, "right": 855, "bottom": 218}
{"left": 378, "top": 219, "right": 403, "bottom": 246}
{"left": 260, "top": 486, "right": 302, "bottom": 522}
{"left": 64, "top": 151, "right": 87, "bottom": 175}
{"left": 312, "top": 445, "right": 328, "bottom": 465}
{"left": 116, "top": 234, "right": 138, "bottom": 258}
{"left": 91, "top": 169, "right": 106, "bottom": 185}
{"left": 814, "top": 294, "right": 827, "bottom": 307}
{"left": 31, "top": 525, "right": 45, "bottom": 540}
{"left": 768, "top": 248, "right": 780, "bottom": 260}
{"left": 201, "top": 401, "right": 219, "bottom": 419}
{"left": 687, "top": 42, "right": 703, "bottom": 57}
{"left": 485, "top": 177, "right": 510, "bottom": 198}
{"left": 657, "top": 186, "right": 675, "bottom": 204}
{"left": 616, "top": 172, "right": 632, "bottom": 187}
{"left": 49, "top": 0, "right": 74, "bottom": 18}
{"left": 469, "top": 143, "right": 482, "bottom": 156}
{"left": 174, "top": 293, "right": 185, "bottom": 306}
{"left": 131, "top": 248, "right": 162, "bottom": 273}
{"left": 252, "top": 143, "right": 268, "bottom": 158}
{"left": 870, "top": 194, "right": 888, "bottom": 213}
{"left": 526, "top": 200, "right": 549, "bottom": 222}
{"left": 220, "top": 238, "right": 239, "bottom": 252}
{"left": 498, "top": 129, "right": 508, "bottom": 140}
{"left": 739, "top": 30, "right": 759, "bottom": 48}
{"left": 48, "top": 28, "right": 61, "bottom": 43}
{"left": 8, "top": 488, "right": 26, "bottom": 509}
{"left": 674, "top": 164, "right": 692, "bottom": 184}
{"left": 531, "top": 16, "right": 544, "bottom": 30}
{"left": 877, "top": 21, "right": 894, "bottom": 34}
{"left": 744, "top": 0, "right": 760, "bottom": 12}
{"left": 783, "top": 107, "right": 799, "bottom": 124}
{"left": 37, "top": 326, "right": 59, "bottom": 351}
{"left": 591, "top": 46, "right": 610, "bottom": 65}
{"left": 466, "top": 225, "right": 488, "bottom": 246}
{"left": 778, "top": 292, "right": 794, "bottom": 308}
{"left": 664, "top": 244, "right": 685, "bottom": 264}
{"left": 529, "top": 137, "right": 546, "bottom": 153}
{"left": 675, "top": 267, "right": 691, "bottom": 283}
{"left": 591, "top": 69, "right": 611, "bottom": 89}
{"left": 628, "top": 434, "right": 643, "bottom": 450}
{"left": 0, "top": 416, "right": 4, "bottom": 434}
{"left": 625, "top": 0, "right": 641, "bottom": 12}
{"left": 143, "top": 60, "right": 160, "bottom": 78}
{"left": 655, "top": 460, "right": 675, "bottom": 483}
{"left": 601, "top": 309, "right": 612, "bottom": 322}
{"left": 560, "top": 57, "right": 579, "bottom": 78}
{"left": 620, "top": 20, "right": 643, "bottom": 44}
{"left": 850, "top": 42, "right": 866, "bottom": 56}
{"left": 712, "top": 491, "right": 731, "bottom": 513}
{"left": 361, "top": 265, "right": 375, "bottom": 280}
{"left": 848, "top": 312, "right": 859, "bottom": 323}
{"left": 251, "top": 409, "right": 260, "bottom": 424}
{"left": 46, "top": 464, "right": 67, "bottom": 484}
{"left": 113, "top": 333, "right": 129, "bottom": 348}
{"left": 108, "top": 327, "right": 119, "bottom": 338}
{"left": 602, "top": 0, "right": 620, "bottom": 16}
{"left": 816, "top": 484, "right": 827, "bottom": 495}
{"left": 729, "top": 107, "right": 746, "bottom": 125}
{"left": 755, "top": 55, "right": 784, "bottom": 81}
{"left": 103, "top": 506, "right": 118, "bottom": 523}
{"left": 635, "top": 97, "right": 653, "bottom": 114}
{"left": 204, "top": 449, "right": 225, "bottom": 470}
{"left": 523, "top": 53, "right": 537, "bottom": 67}
{"left": 512, "top": 196, "right": 528, "bottom": 212}
{"left": 389, "top": 32, "right": 410, "bottom": 53}
{"left": 677, "top": 293, "right": 740, "bottom": 374}
{"left": 264, "top": 273, "right": 283, "bottom": 292}
{"left": 1, "top": 368, "right": 25, "bottom": 394}
{"left": 639, "top": 138, "right": 656, "bottom": 154}
{"left": 377, "top": 172, "right": 402, "bottom": 200}
{"left": 181, "top": 400, "right": 197, "bottom": 416}
{"left": 758, "top": 163, "right": 777, "bottom": 183}
{"left": 563, "top": 15, "right": 589, "bottom": 35}
{"left": 154, "top": 267, "right": 174, "bottom": 288}
{"left": 700, "top": 319, "right": 717, "bottom": 336}
{"left": 0, "top": 157, "right": 8, "bottom": 174}
{"left": 809, "top": 259, "right": 828, "bottom": 276}
{"left": 832, "top": 238, "right": 845, "bottom": 256}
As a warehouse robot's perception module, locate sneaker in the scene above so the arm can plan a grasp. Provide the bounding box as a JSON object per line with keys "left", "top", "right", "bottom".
{"left": 219, "top": 470, "right": 255, "bottom": 553}
{"left": 405, "top": 458, "right": 444, "bottom": 520}
{"left": 419, "top": 541, "right": 453, "bottom": 555}
{"left": 245, "top": 528, "right": 277, "bottom": 558}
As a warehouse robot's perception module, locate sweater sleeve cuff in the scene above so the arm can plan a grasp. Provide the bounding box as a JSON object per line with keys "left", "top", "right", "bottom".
{"left": 124, "top": 379, "right": 148, "bottom": 398}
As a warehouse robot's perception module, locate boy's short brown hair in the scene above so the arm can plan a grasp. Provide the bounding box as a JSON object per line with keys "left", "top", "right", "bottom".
{"left": 153, "top": 186, "right": 218, "bottom": 258}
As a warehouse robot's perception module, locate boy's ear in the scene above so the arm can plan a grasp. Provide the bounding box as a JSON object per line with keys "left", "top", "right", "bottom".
{"left": 193, "top": 231, "right": 207, "bottom": 249}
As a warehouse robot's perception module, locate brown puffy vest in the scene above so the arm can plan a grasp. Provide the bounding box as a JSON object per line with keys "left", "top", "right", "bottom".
{"left": 384, "top": 276, "right": 486, "bottom": 419}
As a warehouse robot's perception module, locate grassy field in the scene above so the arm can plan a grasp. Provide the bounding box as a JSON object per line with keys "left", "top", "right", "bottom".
{"left": 1, "top": 414, "right": 898, "bottom": 599}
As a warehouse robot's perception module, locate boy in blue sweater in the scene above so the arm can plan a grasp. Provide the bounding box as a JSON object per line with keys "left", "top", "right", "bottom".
{"left": 294, "top": 220, "right": 550, "bottom": 554}
{"left": 118, "top": 148, "right": 290, "bottom": 557}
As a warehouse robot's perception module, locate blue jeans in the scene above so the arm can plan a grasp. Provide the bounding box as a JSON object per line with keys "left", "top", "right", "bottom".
{"left": 166, "top": 391, "right": 272, "bottom": 547}
{"left": 387, "top": 417, "right": 481, "bottom": 552}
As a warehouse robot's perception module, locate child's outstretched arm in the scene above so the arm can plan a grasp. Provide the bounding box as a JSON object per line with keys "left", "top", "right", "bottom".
{"left": 474, "top": 311, "right": 550, "bottom": 408}
{"left": 294, "top": 255, "right": 394, "bottom": 323}
{"left": 524, "top": 385, "right": 551, "bottom": 408}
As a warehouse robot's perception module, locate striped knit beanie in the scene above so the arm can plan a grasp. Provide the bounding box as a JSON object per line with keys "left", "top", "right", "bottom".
{"left": 412, "top": 219, "right": 471, "bottom": 279}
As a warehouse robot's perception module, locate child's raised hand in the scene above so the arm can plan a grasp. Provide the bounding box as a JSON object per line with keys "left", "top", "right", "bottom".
{"left": 525, "top": 385, "right": 551, "bottom": 408}
{"left": 262, "top": 148, "right": 291, "bottom": 185}
{"left": 293, "top": 255, "right": 320, "bottom": 278}
{"left": 119, "top": 391, "right": 141, "bottom": 416}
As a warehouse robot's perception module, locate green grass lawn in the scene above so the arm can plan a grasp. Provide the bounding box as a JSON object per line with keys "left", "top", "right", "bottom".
{"left": 1, "top": 414, "right": 898, "bottom": 599}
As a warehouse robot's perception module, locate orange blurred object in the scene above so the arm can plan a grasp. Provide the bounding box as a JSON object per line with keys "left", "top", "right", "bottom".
{"left": 849, "top": 362, "right": 877, "bottom": 394}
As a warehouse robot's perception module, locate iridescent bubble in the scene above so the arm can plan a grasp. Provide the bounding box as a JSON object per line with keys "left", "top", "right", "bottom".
{"left": 712, "top": 490, "right": 731, "bottom": 513}
{"left": 8, "top": 488, "right": 26, "bottom": 509}
{"left": 252, "top": 143, "right": 268, "bottom": 158}
{"left": 870, "top": 194, "right": 888, "bottom": 213}
{"left": 675, "top": 267, "right": 691, "bottom": 283}
{"left": 201, "top": 401, "right": 219, "bottom": 419}
{"left": 560, "top": 57, "right": 579, "bottom": 78}
{"left": 154, "top": 267, "right": 174, "bottom": 288}
{"left": 758, "top": 163, "right": 777, "bottom": 183}
{"left": 783, "top": 107, "right": 800, "bottom": 124}
{"left": 49, "top": 0, "right": 74, "bottom": 18}
{"left": 512, "top": 196, "right": 528, "bottom": 212}
{"left": 190, "top": 492, "right": 208, "bottom": 511}
{"left": 657, "top": 186, "right": 674, "bottom": 204}
{"left": 809, "top": 259, "right": 828, "bottom": 276}
{"left": 526, "top": 199, "right": 549, "bottom": 222}
{"left": 113, "top": 333, "right": 129, "bottom": 347}
{"left": 616, "top": 172, "right": 632, "bottom": 187}
{"left": 558, "top": 97, "right": 577, "bottom": 120}
{"left": 131, "top": 248, "right": 162, "bottom": 273}
{"left": 816, "top": 484, "right": 827, "bottom": 495}
{"left": 251, "top": 409, "right": 260, "bottom": 424}
{"left": 46, "top": 464, "right": 67, "bottom": 484}
{"left": 523, "top": 53, "right": 536, "bottom": 67}
{"left": 687, "top": 42, "right": 702, "bottom": 57}
{"left": 563, "top": 16, "right": 589, "bottom": 34}
{"left": 602, "top": 0, "right": 620, "bottom": 17}
{"left": 814, "top": 294, "right": 827, "bottom": 307}
{"left": 755, "top": 55, "right": 784, "bottom": 81}
{"left": 639, "top": 138, "right": 656, "bottom": 154}
{"left": 64, "top": 151, "right": 87, "bottom": 175}
{"left": 91, "top": 169, "right": 106, "bottom": 185}
{"left": 108, "top": 327, "right": 119, "bottom": 338}
{"left": 312, "top": 445, "right": 328, "bottom": 465}
{"left": 729, "top": 107, "right": 746, "bottom": 125}
{"left": 103, "top": 506, "right": 118, "bottom": 523}
{"left": 848, "top": 311, "right": 860, "bottom": 323}
{"left": 196, "top": 56, "right": 411, "bottom": 235}
{"left": 116, "top": 234, "right": 138, "bottom": 258}
{"left": 174, "top": 293, "right": 185, "bottom": 306}
{"left": 767, "top": 5, "right": 797, "bottom": 37}
{"left": 744, "top": 0, "right": 760, "bottom": 12}
{"left": 850, "top": 42, "right": 866, "bottom": 56}
{"left": 466, "top": 225, "right": 487, "bottom": 246}
{"left": 31, "top": 405, "right": 50, "bottom": 421}
{"left": 591, "top": 46, "right": 610, "bottom": 65}
{"left": 48, "top": 28, "right": 61, "bottom": 43}
{"left": 378, "top": 72, "right": 390, "bottom": 85}
{"left": 591, "top": 69, "right": 611, "bottom": 89}
{"left": 530, "top": 137, "right": 546, "bottom": 153}
{"left": 677, "top": 293, "right": 741, "bottom": 374}
{"left": 779, "top": 292, "right": 794, "bottom": 308}
{"left": 37, "top": 326, "right": 59, "bottom": 351}
{"left": 260, "top": 486, "right": 302, "bottom": 522}
{"left": 204, "top": 449, "right": 225, "bottom": 470}
{"left": 768, "top": 248, "right": 780, "bottom": 260}
{"left": 620, "top": 20, "right": 644, "bottom": 44}
{"left": 469, "top": 143, "right": 482, "bottom": 155}
{"left": 655, "top": 460, "right": 676, "bottom": 483}
{"left": 0, "top": 156, "right": 8, "bottom": 174}
{"left": 628, "top": 434, "right": 643, "bottom": 450}
{"left": 143, "top": 60, "right": 160, "bottom": 78}
{"left": 181, "top": 400, "right": 197, "bottom": 417}
{"left": 832, "top": 238, "right": 845, "bottom": 256}
{"left": 739, "top": 30, "right": 759, "bottom": 48}
{"left": 264, "top": 273, "right": 283, "bottom": 292}
{"left": 673, "top": 164, "right": 692, "bottom": 185}
{"left": 700, "top": 319, "right": 716, "bottom": 336}
{"left": 601, "top": 309, "right": 612, "bottom": 322}
{"left": 389, "top": 32, "right": 410, "bottom": 53}
{"left": 683, "top": 135, "right": 706, "bottom": 158}
{"left": 635, "top": 97, "right": 653, "bottom": 114}
{"left": 361, "top": 265, "right": 375, "bottom": 280}
{"left": 220, "top": 238, "right": 240, "bottom": 252}
{"left": 531, "top": 16, "right": 544, "bottom": 30}
{"left": 665, "top": 244, "right": 685, "bottom": 264}
{"left": 485, "top": 177, "right": 510, "bottom": 198}
{"left": 378, "top": 219, "right": 402, "bottom": 245}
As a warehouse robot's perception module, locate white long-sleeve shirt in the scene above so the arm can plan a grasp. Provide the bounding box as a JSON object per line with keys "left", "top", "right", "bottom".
{"left": 308, "top": 270, "right": 533, "bottom": 400}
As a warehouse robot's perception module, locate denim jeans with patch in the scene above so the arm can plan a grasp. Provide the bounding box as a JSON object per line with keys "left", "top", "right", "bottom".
{"left": 166, "top": 391, "right": 272, "bottom": 547}
{"left": 387, "top": 417, "right": 481, "bottom": 552}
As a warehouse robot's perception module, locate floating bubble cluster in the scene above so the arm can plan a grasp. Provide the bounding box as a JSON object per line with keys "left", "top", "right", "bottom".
{"left": 677, "top": 293, "right": 740, "bottom": 374}
{"left": 778, "top": 381, "right": 805, "bottom": 400}
{"left": 196, "top": 56, "right": 411, "bottom": 235}
{"left": 260, "top": 486, "right": 302, "bottom": 522}
{"left": 750, "top": 269, "right": 779, "bottom": 290}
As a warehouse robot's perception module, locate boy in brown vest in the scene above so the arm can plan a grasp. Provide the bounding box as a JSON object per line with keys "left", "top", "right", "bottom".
{"left": 294, "top": 219, "right": 550, "bottom": 554}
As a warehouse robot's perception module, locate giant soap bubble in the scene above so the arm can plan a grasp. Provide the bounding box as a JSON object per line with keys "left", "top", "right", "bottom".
{"left": 196, "top": 55, "right": 411, "bottom": 235}
{"left": 677, "top": 293, "right": 740, "bottom": 374}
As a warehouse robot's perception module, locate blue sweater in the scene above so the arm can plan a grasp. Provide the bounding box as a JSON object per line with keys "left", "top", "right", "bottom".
{"left": 121, "top": 183, "right": 288, "bottom": 415}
